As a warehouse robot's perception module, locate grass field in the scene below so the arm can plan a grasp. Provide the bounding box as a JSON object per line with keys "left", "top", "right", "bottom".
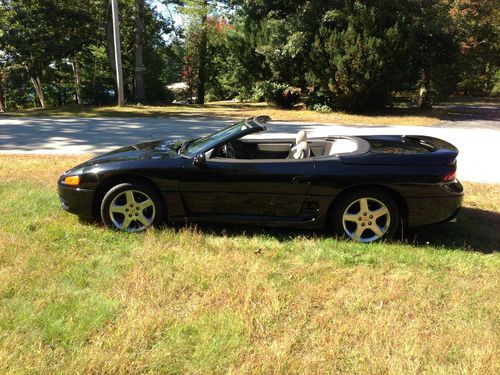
{"left": 0, "top": 101, "right": 449, "bottom": 126}
{"left": 1, "top": 155, "right": 499, "bottom": 374}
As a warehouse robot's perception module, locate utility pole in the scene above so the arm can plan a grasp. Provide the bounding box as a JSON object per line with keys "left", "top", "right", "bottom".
{"left": 111, "top": 0, "right": 125, "bottom": 107}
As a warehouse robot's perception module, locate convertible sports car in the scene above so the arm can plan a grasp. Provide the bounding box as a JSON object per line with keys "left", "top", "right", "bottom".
{"left": 58, "top": 116, "right": 463, "bottom": 243}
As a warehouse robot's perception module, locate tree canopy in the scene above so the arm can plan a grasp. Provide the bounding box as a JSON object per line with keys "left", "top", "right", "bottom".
{"left": 0, "top": 0, "right": 498, "bottom": 111}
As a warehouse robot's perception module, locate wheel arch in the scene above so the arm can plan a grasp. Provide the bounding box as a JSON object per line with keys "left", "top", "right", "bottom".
{"left": 326, "top": 184, "right": 408, "bottom": 228}
{"left": 92, "top": 174, "right": 164, "bottom": 219}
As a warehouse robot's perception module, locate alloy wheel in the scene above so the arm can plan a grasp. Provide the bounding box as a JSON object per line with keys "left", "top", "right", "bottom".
{"left": 108, "top": 189, "right": 156, "bottom": 232}
{"left": 341, "top": 197, "right": 391, "bottom": 243}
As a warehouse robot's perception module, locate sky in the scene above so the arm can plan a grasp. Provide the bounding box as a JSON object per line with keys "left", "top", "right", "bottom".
{"left": 152, "top": 0, "right": 184, "bottom": 27}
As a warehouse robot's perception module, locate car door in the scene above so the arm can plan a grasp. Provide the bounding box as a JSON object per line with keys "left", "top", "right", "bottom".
{"left": 179, "top": 158, "right": 314, "bottom": 218}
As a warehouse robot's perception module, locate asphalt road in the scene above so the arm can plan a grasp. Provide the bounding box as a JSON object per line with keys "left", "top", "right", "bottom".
{"left": 1, "top": 112, "right": 499, "bottom": 183}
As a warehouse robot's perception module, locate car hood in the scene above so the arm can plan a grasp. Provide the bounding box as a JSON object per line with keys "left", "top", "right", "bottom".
{"left": 71, "top": 139, "right": 186, "bottom": 171}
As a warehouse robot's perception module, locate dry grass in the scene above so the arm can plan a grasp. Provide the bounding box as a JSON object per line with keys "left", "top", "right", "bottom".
{"left": 462, "top": 182, "right": 500, "bottom": 212}
{"left": 1, "top": 155, "right": 499, "bottom": 374}
{"left": 0, "top": 101, "right": 449, "bottom": 126}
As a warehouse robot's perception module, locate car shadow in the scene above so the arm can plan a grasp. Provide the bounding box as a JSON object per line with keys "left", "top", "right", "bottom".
{"left": 78, "top": 207, "right": 498, "bottom": 254}
{"left": 168, "top": 206, "right": 499, "bottom": 254}
{"left": 405, "top": 207, "right": 499, "bottom": 254}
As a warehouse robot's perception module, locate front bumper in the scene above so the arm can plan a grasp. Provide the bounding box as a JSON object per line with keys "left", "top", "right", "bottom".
{"left": 58, "top": 184, "right": 95, "bottom": 218}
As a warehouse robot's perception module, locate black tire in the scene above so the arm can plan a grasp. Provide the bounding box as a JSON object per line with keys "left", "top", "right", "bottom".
{"left": 331, "top": 189, "right": 400, "bottom": 243}
{"left": 100, "top": 182, "right": 164, "bottom": 232}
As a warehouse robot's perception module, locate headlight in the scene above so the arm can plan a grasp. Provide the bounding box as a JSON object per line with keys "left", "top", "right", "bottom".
{"left": 63, "top": 175, "right": 80, "bottom": 186}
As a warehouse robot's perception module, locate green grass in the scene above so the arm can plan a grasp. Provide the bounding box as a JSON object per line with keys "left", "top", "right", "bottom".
{"left": 0, "top": 155, "right": 499, "bottom": 374}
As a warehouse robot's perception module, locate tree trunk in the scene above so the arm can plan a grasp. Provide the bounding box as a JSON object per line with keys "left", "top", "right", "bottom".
{"left": 0, "top": 69, "right": 5, "bottom": 112}
{"left": 196, "top": 0, "right": 208, "bottom": 105}
{"left": 105, "top": 1, "right": 117, "bottom": 81}
{"left": 30, "top": 75, "right": 46, "bottom": 108}
{"left": 71, "top": 59, "right": 83, "bottom": 105}
{"left": 417, "top": 65, "right": 431, "bottom": 109}
{"left": 134, "top": 0, "right": 146, "bottom": 102}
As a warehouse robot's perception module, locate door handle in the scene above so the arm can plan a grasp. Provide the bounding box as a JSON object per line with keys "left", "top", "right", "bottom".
{"left": 292, "top": 175, "right": 313, "bottom": 184}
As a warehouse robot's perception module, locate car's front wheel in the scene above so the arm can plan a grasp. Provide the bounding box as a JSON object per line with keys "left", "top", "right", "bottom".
{"left": 100, "top": 182, "right": 164, "bottom": 232}
{"left": 332, "top": 190, "right": 399, "bottom": 243}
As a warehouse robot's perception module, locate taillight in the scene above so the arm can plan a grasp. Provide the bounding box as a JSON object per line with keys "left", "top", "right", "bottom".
{"left": 442, "top": 171, "right": 456, "bottom": 182}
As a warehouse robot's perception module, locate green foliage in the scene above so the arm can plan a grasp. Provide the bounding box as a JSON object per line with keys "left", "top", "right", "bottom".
{"left": 309, "top": 2, "right": 405, "bottom": 111}
{"left": 2, "top": 66, "right": 36, "bottom": 109}
{"left": 0, "top": 0, "right": 98, "bottom": 75}
{"left": 450, "top": 0, "right": 499, "bottom": 96}
{"left": 80, "top": 45, "right": 117, "bottom": 106}
{"left": 252, "top": 81, "right": 301, "bottom": 108}
{"left": 0, "top": 0, "right": 178, "bottom": 109}
{"left": 305, "top": 89, "right": 335, "bottom": 112}
{"left": 0, "top": 0, "right": 498, "bottom": 111}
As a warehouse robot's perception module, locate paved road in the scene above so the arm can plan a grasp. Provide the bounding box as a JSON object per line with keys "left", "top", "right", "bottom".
{"left": 1, "top": 113, "right": 499, "bottom": 183}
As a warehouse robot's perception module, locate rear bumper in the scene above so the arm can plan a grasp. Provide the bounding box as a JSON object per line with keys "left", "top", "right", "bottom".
{"left": 406, "top": 194, "right": 463, "bottom": 227}
{"left": 58, "top": 184, "right": 95, "bottom": 218}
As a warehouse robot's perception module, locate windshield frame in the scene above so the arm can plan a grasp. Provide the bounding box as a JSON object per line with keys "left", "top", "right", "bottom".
{"left": 179, "top": 117, "right": 266, "bottom": 157}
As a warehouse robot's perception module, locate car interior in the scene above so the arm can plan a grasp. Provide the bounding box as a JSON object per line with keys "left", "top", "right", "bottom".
{"left": 210, "top": 131, "right": 364, "bottom": 160}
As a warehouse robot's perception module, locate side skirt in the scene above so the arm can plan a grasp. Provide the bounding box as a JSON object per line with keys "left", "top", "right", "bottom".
{"left": 169, "top": 214, "right": 322, "bottom": 228}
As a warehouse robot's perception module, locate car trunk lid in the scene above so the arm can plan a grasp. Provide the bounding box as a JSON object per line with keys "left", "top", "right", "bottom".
{"left": 340, "top": 135, "right": 458, "bottom": 166}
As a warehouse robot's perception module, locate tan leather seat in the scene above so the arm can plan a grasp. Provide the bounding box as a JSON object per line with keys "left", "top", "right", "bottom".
{"left": 289, "top": 130, "right": 310, "bottom": 159}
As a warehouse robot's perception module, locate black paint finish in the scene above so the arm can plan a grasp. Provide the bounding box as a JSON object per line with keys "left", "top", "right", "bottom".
{"left": 57, "top": 118, "right": 464, "bottom": 230}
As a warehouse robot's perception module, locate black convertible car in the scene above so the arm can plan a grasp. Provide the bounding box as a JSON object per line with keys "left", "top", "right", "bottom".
{"left": 58, "top": 116, "right": 463, "bottom": 243}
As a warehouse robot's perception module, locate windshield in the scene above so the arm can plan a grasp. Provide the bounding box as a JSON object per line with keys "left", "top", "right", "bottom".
{"left": 180, "top": 121, "right": 256, "bottom": 157}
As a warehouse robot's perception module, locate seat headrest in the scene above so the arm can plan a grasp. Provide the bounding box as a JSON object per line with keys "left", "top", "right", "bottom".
{"left": 295, "top": 130, "right": 307, "bottom": 144}
{"left": 289, "top": 130, "right": 309, "bottom": 159}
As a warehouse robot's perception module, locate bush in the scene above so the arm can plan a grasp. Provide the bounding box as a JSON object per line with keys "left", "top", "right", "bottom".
{"left": 312, "top": 104, "right": 332, "bottom": 113}
{"left": 252, "top": 81, "right": 301, "bottom": 108}
{"left": 306, "top": 90, "right": 335, "bottom": 112}
{"left": 250, "top": 81, "right": 267, "bottom": 102}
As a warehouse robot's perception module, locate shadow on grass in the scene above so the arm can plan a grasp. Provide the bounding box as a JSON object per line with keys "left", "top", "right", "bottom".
{"left": 177, "top": 206, "right": 499, "bottom": 254}
{"left": 0, "top": 102, "right": 450, "bottom": 120}
{"left": 79, "top": 206, "right": 498, "bottom": 254}
{"left": 406, "top": 207, "right": 499, "bottom": 254}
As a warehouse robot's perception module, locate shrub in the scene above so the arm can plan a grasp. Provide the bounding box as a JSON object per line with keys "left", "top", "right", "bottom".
{"left": 253, "top": 81, "right": 301, "bottom": 108}
{"left": 309, "top": 3, "right": 404, "bottom": 111}
{"left": 250, "top": 81, "right": 267, "bottom": 102}
{"left": 306, "top": 90, "right": 335, "bottom": 112}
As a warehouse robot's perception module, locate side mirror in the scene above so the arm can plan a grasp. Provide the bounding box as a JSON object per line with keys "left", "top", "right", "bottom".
{"left": 193, "top": 152, "right": 206, "bottom": 167}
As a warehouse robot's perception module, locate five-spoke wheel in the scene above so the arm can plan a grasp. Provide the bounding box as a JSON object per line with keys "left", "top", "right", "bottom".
{"left": 332, "top": 190, "right": 399, "bottom": 243}
{"left": 101, "top": 182, "right": 164, "bottom": 232}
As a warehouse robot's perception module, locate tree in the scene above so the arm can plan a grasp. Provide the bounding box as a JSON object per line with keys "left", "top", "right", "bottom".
{"left": 179, "top": 0, "right": 211, "bottom": 104}
{"left": 71, "top": 58, "right": 83, "bottom": 105}
{"left": 450, "top": 0, "right": 499, "bottom": 95}
{"left": 196, "top": 0, "right": 208, "bottom": 104}
{"left": 134, "top": 0, "right": 146, "bottom": 101}
{"left": 241, "top": 0, "right": 331, "bottom": 88}
{"left": 178, "top": 0, "right": 235, "bottom": 104}
{"left": 310, "top": 2, "right": 406, "bottom": 110}
{"left": 401, "top": 0, "right": 457, "bottom": 108}
{"left": 0, "top": 0, "right": 98, "bottom": 108}
{"left": 0, "top": 69, "right": 5, "bottom": 112}
{"left": 105, "top": 0, "right": 175, "bottom": 103}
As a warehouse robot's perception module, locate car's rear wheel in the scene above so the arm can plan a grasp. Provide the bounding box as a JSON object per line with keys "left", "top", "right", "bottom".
{"left": 332, "top": 190, "right": 399, "bottom": 243}
{"left": 100, "top": 182, "right": 164, "bottom": 232}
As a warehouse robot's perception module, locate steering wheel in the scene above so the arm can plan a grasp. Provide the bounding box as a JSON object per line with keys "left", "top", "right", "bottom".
{"left": 222, "top": 143, "right": 236, "bottom": 158}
